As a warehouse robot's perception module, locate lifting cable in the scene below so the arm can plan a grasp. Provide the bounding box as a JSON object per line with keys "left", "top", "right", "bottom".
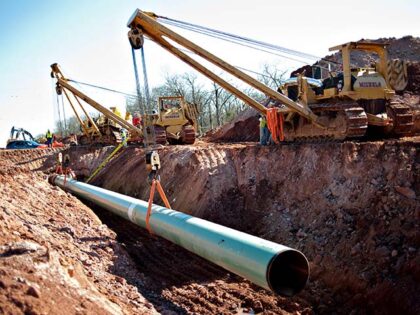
{"left": 158, "top": 16, "right": 319, "bottom": 60}
{"left": 177, "top": 44, "right": 290, "bottom": 81}
{"left": 131, "top": 47, "right": 153, "bottom": 147}
{"left": 59, "top": 93, "right": 67, "bottom": 134}
{"left": 160, "top": 18, "right": 310, "bottom": 65}
{"left": 158, "top": 15, "right": 341, "bottom": 68}
{"left": 140, "top": 46, "right": 157, "bottom": 145}
{"left": 68, "top": 79, "right": 139, "bottom": 99}
{"left": 55, "top": 89, "right": 63, "bottom": 134}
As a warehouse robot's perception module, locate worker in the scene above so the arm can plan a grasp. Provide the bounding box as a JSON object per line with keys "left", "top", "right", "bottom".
{"left": 132, "top": 111, "right": 142, "bottom": 128}
{"left": 63, "top": 154, "right": 76, "bottom": 179}
{"left": 259, "top": 115, "right": 269, "bottom": 146}
{"left": 69, "top": 133, "right": 78, "bottom": 146}
{"left": 46, "top": 129, "right": 53, "bottom": 148}
{"left": 110, "top": 106, "right": 122, "bottom": 118}
{"left": 125, "top": 111, "right": 132, "bottom": 123}
{"left": 120, "top": 128, "right": 128, "bottom": 146}
{"left": 55, "top": 153, "right": 63, "bottom": 174}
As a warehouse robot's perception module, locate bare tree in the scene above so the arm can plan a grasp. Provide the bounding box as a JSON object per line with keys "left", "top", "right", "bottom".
{"left": 123, "top": 62, "right": 288, "bottom": 133}
{"left": 258, "top": 64, "right": 287, "bottom": 90}
{"left": 54, "top": 116, "right": 82, "bottom": 137}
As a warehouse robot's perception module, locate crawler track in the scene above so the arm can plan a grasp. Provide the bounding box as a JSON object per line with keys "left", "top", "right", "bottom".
{"left": 181, "top": 125, "right": 196, "bottom": 144}
{"left": 388, "top": 101, "right": 414, "bottom": 135}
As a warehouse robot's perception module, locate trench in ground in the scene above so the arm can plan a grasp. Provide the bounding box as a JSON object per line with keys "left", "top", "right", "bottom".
{"left": 63, "top": 141, "right": 419, "bottom": 314}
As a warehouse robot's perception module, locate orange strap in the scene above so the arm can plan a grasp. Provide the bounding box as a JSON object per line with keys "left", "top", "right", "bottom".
{"left": 146, "top": 179, "right": 171, "bottom": 235}
{"left": 266, "top": 108, "right": 284, "bottom": 143}
{"left": 146, "top": 180, "right": 156, "bottom": 234}
{"left": 156, "top": 181, "right": 172, "bottom": 209}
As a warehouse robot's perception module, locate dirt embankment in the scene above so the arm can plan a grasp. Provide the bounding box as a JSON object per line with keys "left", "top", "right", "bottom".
{"left": 1, "top": 138, "right": 418, "bottom": 314}
{"left": 204, "top": 108, "right": 259, "bottom": 143}
{"left": 0, "top": 148, "right": 64, "bottom": 172}
{"left": 0, "top": 151, "right": 157, "bottom": 314}
{"left": 84, "top": 139, "right": 420, "bottom": 314}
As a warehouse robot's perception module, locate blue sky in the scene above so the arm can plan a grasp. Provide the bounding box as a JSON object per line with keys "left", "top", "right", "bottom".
{"left": 0, "top": 0, "right": 419, "bottom": 146}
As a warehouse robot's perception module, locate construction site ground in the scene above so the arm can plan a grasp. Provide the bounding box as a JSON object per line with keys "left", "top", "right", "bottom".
{"left": 0, "top": 135, "right": 419, "bottom": 315}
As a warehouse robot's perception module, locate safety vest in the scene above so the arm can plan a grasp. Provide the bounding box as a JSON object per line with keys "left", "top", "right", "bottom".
{"left": 259, "top": 118, "right": 267, "bottom": 128}
{"left": 46, "top": 131, "right": 52, "bottom": 138}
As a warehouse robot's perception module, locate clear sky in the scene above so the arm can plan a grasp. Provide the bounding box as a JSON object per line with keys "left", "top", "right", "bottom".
{"left": 0, "top": 0, "right": 419, "bottom": 147}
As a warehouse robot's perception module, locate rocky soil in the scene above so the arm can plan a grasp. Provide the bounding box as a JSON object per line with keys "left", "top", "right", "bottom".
{"left": 87, "top": 138, "right": 418, "bottom": 314}
{"left": 1, "top": 136, "right": 419, "bottom": 314}
{"left": 0, "top": 150, "right": 157, "bottom": 315}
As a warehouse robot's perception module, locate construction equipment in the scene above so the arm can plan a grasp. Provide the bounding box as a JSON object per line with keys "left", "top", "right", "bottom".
{"left": 127, "top": 10, "right": 413, "bottom": 141}
{"left": 126, "top": 10, "right": 350, "bottom": 141}
{"left": 6, "top": 127, "right": 48, "bottom": 149}
{"left": 144, "top": 150, "right": 172, "bottom": 234}
{"left": 8, "top": 126, "right": 35, "bottom": 143}
{"left": 280, "top": 42, "right": 414, "bottom": 138}
{"left": 156, "top": 96, "right": 198, "bottom": 144}
{"left": 51, "top": 64, "right": 198, "bottom": 145}
{"left": 51, "top": 63, "right": 144, "bottom": 146}
{"left": 50, "top": 175, "right": 309, "bottom": 297}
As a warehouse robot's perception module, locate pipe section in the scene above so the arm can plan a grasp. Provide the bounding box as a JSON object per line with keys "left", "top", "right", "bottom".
{"left": 51, "top": 175, "right": 309, "bottom": 296}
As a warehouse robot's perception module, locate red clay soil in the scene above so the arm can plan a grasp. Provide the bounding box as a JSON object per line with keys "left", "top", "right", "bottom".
{"left": 407, "top": 62, "right": 420, "bottom": 94}
{"left": 1, "top": 137, "right": 419, "bottom": 314}
{"left": 92, "top": 205, "right": 312, "bottom": 315}
{"left": 88, "top": 138, "right": 419, "bottom": 314}
{"left": 0, "top": 152, "right": 157, "bottom": 314}
{"left": 322, "top": 36, "right": 420, "bottom": 66}
{"left": 205, "top": 108, "right": 259, "bottom": 143}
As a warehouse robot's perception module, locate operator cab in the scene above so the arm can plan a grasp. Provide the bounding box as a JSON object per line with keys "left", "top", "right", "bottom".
{"left": 159, "top": 97, "right": 182, "bottom": 112}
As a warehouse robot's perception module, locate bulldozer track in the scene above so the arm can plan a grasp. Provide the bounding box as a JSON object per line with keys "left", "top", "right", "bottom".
{"left": 181, "top": 125, "right": 196, "bottom": 144}
{"left": 289, "top": 102, "right": 368, "bottom": 142}
{"left": 153, "top": 126, "right": 167, "bottom": 145}
{"left": 387, "top": 102, "right": 414, "bottom": 135}
{"left": 344, "top": 107, "right": 369, "bottom": 138}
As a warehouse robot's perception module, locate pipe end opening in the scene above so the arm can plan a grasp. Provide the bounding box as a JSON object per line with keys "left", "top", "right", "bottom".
{"left": 267, "top": 250, "right": 309, "bottom": 297}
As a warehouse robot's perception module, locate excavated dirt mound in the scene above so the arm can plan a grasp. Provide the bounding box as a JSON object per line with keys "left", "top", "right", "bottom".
{"left": 0, "top": 148, "right": 64, "bottom": 172}
{"left": 84, "top": 139, "right": 419, "bottom": 314}
{"left": 322, "top": 36, "right": 420, "bottom": 66}
{"left": 205, "top": 108, "right": 259, "bottom": 143}
{"left": 407, "top": 62, "right": 420, "bottom": 94}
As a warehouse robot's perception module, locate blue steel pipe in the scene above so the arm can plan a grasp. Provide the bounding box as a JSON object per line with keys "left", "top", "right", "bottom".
{"left": 51, "top": 175, "right": 309, "bottom": 296}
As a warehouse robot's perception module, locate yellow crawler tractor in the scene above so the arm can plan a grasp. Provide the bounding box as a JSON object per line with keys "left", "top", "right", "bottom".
{"left": 155, "top": 96, "right": 198, "bottom": 144}
{"left": 281, "top": 42, "right": 413, "bottom": 139}
{"left": 51, "top": 63, "right": 142, "bottom": 146}
{"left": 127, "top": 10, "right": 414, "bottom": 142}
{"left": 51, "top": 64, "right": 198, "bottom": 146}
